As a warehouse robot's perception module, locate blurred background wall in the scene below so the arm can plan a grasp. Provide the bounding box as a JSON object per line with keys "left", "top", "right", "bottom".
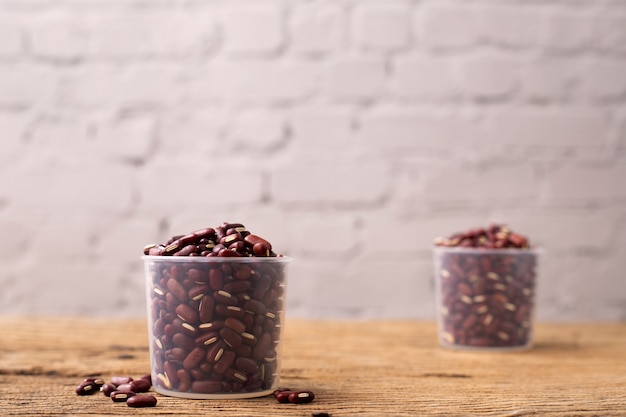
{"left": 1, "top": 0, "right": 625, "bottom": 321}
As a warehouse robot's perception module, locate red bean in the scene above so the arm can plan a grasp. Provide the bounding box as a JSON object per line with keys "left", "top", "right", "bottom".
{"left": 110, "top": 376, "right": 133, "bottom": 386}
{"left": 288, "top": 390, "right": 316, "bottom": 404}
{"left": 191, "top": 380, "right": 222, "bottom": 394}
{"left": 101, "top": 383, "right": 116, "bottom": 397}
{"left": 114, "top": 383, "right": 134, "bottom": 392}
{"left": 75, "top": 381, "right": 99, "bottom": 395}
{"left": 82, "top": 377, "right": 105, "bottom": 388}
{"left": 111, "top": 390, "right": 136, "bottom": 402}
{"left": 275, "top": 390, "right": 292, "bottom": 403}
{"left": 126, "top": 395, "right": 157, "bottom": 408}
{"left": 130, "top": 378, "right": 152, "bottom": 393}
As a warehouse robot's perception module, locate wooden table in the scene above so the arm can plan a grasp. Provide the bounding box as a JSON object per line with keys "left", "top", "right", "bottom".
{"left": 1, "top": 317, "right": 625, "bottom": 416}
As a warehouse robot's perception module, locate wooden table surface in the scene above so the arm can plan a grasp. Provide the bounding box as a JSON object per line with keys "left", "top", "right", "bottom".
{"left": 1, "top": 316, "right": 625, "bottom": 416}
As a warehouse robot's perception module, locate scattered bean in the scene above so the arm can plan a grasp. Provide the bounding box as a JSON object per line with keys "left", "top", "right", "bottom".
{"left": 101, "top": 383, "right": 116, "bottom": 397}
{"left": 273, "top": 388, "right": 316, "bottom": 405}
{"left": 130, "top": 378, "right": 152, "bottom": 393}
{"left": 110, "top": 390, "right": 136, "bottom": 402}
{"left": 110, "top": 376, "right": 133, "bottom": 386}
{"left": 289, "top": 390, "right": 316, "bottom": 404}
{"left": 127, "top": 395, "right": 158, "bottom": 408}
{"left": 114, "top": 383, "right": 134, "bottom": 393}
{"left": 83, "top": 377, "right": 105, "bottom": 388}
{"left": 75, "top": 374, "right": 153, "bottom": 406}
{"left": 75, "top": 381, "right": 99, "bottom": 396}
{"left": 275, "top": 390, "right": 292, "bottom": 403}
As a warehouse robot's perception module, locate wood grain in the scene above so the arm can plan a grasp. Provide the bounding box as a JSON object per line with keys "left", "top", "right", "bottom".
{"left": 1, "top": 316, "right": 625, "bottom": 416}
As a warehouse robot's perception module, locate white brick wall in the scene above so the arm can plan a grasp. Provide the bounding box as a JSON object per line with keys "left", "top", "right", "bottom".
{"left": 1, "top": 0, "right": 625, "bottom": 321}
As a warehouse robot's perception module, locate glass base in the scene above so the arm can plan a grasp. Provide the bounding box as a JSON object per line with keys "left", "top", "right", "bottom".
{"left": 440, "top": 342, "right": 533, "bottom": 352}
{"left": 153, "top": 386, "right": 275, "bottom": 400}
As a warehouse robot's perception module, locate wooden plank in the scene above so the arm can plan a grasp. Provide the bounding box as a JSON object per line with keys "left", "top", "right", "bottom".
{"left": 1, "top": 317, "right": 625, "bottom": 416}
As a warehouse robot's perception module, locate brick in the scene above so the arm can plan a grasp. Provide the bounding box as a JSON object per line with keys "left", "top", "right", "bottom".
{"left": 546, "top": 162, "right": 626, "bottom": 201}
{"left": 29, "top": 12, "right": 88, "bottom": 60}
{"left": 357, "top": 109, "right": 483, "bottom": 152}
{"left": 9, "top": 115, "right": 135, "bottom": 216}
{"left": 94, "top": 113, "right": 155, "bottom": 162}
{"left": 290, "top": 4, "right": 343, "bottom": 54}
{"left": 220, "top": 5, "right": 283, "bottom": 55}
{"left": 343, "top": 259, "right": 434, "bottom": 318}
{"left": 20, "top": 261, "right": 131, "bottom": 316}
{"left": 324, "top": 57, "right": 386, "bottom": 100}
{"left": 0, "top": 64, "right": 57, "bottom": 106}
{"left": 481, "top": 6, "right": 541, "bottom": 48}
{"left": 138, "top": 161, "right": 263, "bottom": 214}
{"left": 391, "top": 56, "right": 459, "bottom": 101}
{"left": 552, "top": 257, "right": 625, "bottom": 308}
{"left": 27, "top": 113, "right": 90, "bottom": 154}
{"left": 95, "top": 216, "right": 162, "bottom": 266}
{"left": 288, "top": 258, "right": 433, "bottom": 318}
{"left": 353, "top": 3, "right": 412, "bottom": 51}
{"left": 419, "top": 162, "right": 535, "bottom": 204}
{"left": 38, "top": 11, "right": 215, "bottom": 59}
{"left": 62, "top": 64, "right": 184, "bottom": 107}
{"left": 149, "top": 12, "right": 217, "bottom": 57}
{"left": 283, "top": 260, "right": 347, "bottom": 316}
{"left": 619, "top": 114, "right": 626, "bottom": 150}
{"left": 27, "top": 214, "right": 113, "bottom": 262}
{"left": 460, "top": 56, "right": 519, "bottom": 99}
{"left": 540, "top": 10, "right": 595, "bottom": 53}
{"left": 36, "top": 11, "right": 210, "bottom": 59}
{"left": 289, "top": 106, "right": 354, "bottom": 153}
{"left": 418, "top": 5, "right": 483, "bottom": 49}
{"left": 157, "top": 111, "right": 222, "bottom": 157}
{"left": 520, "top": 59, "right": 579, "bottom": 102}
{"left": 582, "top": 60, "right": 626, "bottom": 101}
{"left": 0, "top": 214, "right": 30, "bottom": 265}
{"left": 225, "top": 109, "right": 287, "bottom": 152}
{"left": 359, "top": 213, "right": 488, "bottom": 256}
{"left": 271, "top": 161, "right": 388, "bottom": 206}
{"left": 484, "top": 108, "right": 607, "bottom": 146}
{"left": 0, "top": 17, "right": 23, "bottom": 56}
{"left": 0, "top": 112, "right": 30, "bottom": 168}
{"left": 280, "top": 213, "right": 358, "bottom": 257}
{"left": 87, "top": 14, "right": 153, "bottom": 58}
{"left": 0, "top": 0, "right": 58, "bottom": 9}
{"left": 534, "top": 256, "right": 626, "bottom": 321}
{"left": 11, "top": 158, "right": 136, "bottom": 216}
{"left": 594, "top": 13, "right": 626, "bottom": 55}
{"left": 200, "top": 61, "right": 318, "bottom": 104}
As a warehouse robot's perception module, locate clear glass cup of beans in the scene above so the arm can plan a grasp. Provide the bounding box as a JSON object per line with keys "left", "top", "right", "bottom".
{"left": 142, "top": 223, "right": 292, "bottom": 399}
{"left": 433, "top": 225, "right": 540, "bottom": 351}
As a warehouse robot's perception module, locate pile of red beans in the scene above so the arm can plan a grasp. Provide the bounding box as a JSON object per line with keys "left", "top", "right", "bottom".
{"left": 144, "top": 222, "right": 289, "bottom": 396}
{"left": 434, "top": 224, "right": 536, "bottom": 349}
{"left": 434, "top": 224, "right": 530, "bottom": 249}
{"left": 75, "top": 375, "right": 157, "bottom": 408}
{"left": 143, "top": 222, "right": 278, "bottom": 258}
{"left": 273, "top": 388, "right": 316, "bottom": 404}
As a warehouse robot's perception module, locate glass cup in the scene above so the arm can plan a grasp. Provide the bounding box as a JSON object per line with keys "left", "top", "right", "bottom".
{"left": 433, "top": 247, "right": 539, "bottom": 351}
{"left": 142, "top": 255, "right": 291, "bottom": 398}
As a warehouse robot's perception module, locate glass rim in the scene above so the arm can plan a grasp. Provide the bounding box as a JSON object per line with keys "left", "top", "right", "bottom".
{"left": 141, "top": 255, "right": 293, "bottom": 263}
{"left": 432, "top": 246, "right": 543, "bottom": 255}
